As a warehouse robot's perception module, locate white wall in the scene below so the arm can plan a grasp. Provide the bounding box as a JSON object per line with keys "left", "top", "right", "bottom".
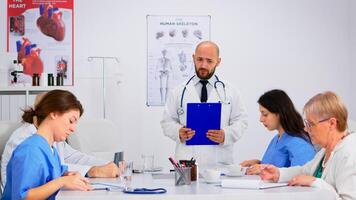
{"left": 1, "top": 0, "right": 355, "bottom": 168}
{"left": 350, "top": 0, "right": 356, "bottom": 121}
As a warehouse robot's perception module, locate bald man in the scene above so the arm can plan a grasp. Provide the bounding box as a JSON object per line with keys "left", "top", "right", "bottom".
{"left": 1, "top": 92, "right": 123, "bottom": 185}
{"left": 161, "top": 41, "right": 248, "bottom": 167}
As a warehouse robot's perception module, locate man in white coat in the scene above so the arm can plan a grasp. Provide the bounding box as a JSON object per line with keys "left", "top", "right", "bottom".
{"left": 161, "top": 41, "right": 248, "bottom": 166}
{"left": 1, "top": 93, "right": 122, "bottom": 185}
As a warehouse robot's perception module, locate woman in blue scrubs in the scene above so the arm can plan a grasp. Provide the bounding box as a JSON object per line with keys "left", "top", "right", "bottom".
{"left": 2, "top": 90, "right": 93, "bottom": 200}
{"left": 240, "top": 89, "right": 315, "bottom": 175}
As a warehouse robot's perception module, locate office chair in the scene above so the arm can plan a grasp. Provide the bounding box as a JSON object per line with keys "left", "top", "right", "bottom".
{"left": 0, "top": 121, "right": 21, "bottom": 195}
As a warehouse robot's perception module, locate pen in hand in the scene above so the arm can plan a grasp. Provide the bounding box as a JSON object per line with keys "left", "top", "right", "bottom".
{"left": 92, "top": 187, "right": 109, "bottom": 191}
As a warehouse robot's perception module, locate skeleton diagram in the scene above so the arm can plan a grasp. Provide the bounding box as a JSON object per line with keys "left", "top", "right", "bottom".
{"left": 178, "top": 50, "right": 187, "bottom": 72}
{"left": 156, "top": 49, "right": 173, "bottom": 104}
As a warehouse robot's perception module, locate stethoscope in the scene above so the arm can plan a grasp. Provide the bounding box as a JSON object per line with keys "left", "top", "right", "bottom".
{"left": 91, "top": 182, "right": 167, "bottom": 194}
{"left": 177, "top": 75, "right": 230, "bottom": 116}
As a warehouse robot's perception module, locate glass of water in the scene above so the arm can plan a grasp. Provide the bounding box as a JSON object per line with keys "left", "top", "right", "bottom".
{"left": 142, "top": 154, "right": 154, "bottom": 171}
{"left": 121, "top": 161, "right": 133, "bottom": 188}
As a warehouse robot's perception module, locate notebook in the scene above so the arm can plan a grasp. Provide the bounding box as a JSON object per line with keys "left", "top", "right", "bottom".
{"left": 221, "top": 179, "right": 288, "bottom": 189}
{"left": 186, "top": 103, "right": 221, "bottom": 145}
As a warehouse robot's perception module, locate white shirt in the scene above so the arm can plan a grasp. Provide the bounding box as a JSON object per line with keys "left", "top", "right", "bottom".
{"left": 278, "top": 133, "right": 356, "bottom": 200}
{"left": 161, "top": 75, "right": 248, "bottom": 166}
{"left": 1, "top": 122, "right": 109, "bottom": 185}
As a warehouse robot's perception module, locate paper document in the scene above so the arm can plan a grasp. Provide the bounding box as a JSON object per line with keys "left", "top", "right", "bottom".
{"left": 91, "top": 182, "right": 124, "bottom": 190}
{"left": 221, "top": 179, "right": 288, "bottom": 189}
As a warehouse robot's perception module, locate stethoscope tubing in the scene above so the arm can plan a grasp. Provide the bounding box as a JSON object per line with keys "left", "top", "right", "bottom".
{"left": 177, "top": 75, "right": 228, "bottom": 115}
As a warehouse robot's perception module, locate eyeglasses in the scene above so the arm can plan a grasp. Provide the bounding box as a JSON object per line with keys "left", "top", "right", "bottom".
{"left": 304, "top": 118, "right": 330, "bottom": 129}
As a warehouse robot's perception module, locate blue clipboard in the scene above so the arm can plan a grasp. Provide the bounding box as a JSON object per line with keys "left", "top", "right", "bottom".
{"left": 186, "top": 103, "right": 222, "bottom": 145}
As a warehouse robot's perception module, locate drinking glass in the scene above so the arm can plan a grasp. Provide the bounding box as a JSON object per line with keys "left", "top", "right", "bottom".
{"left": 141, "top": 154, "right": 154, "bottom": 171}
{"left": 121, "top": 161, "right": 133, "bottom": 188}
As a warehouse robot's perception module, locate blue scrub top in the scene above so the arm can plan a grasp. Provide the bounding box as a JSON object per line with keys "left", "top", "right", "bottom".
{"left": 2, "top": 134, "right": 68, "bottom": 200}
{"left": 261, "top": 132, "right": 316, "bottom": 167}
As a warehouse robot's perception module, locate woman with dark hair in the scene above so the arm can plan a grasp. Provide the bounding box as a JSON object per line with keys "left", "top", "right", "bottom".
{"left": 240, "top": 89, "right": 315, "bottom": 175}
{"left": 2, "top": 90, "right": 93, "bottom": 200}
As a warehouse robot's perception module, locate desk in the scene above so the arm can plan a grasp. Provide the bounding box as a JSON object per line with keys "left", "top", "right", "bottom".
{"left": 57, "top": 173, "right": 336, "bottom": 200}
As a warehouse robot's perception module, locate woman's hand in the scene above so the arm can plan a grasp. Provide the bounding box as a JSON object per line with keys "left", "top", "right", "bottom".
{"left": 246, "top": 164, "right": 261, "bottom": 175}
{"left": 240, "top": 159, "right": 260, "bottom": 167}
{"left": 259, "top": 164, "right": 280, "bottom": 182}
{"left": 288, "top": 175, "right": 316, "bottom": 186}
{"left": 87, "top": 162, "right": 120, "bottom": 178}
{"left": 240, "top": 159, "right": 261, "bottom": 175}
{"left": 63, "top": 171, "right": 80, "bottom": 176}
{"left": 60, "top": 173, "right": 92, "bottom": 191}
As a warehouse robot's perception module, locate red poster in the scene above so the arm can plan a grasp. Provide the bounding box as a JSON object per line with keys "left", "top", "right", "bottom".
{"left": 7, "top": 0, "right": 74, "bottom": 86}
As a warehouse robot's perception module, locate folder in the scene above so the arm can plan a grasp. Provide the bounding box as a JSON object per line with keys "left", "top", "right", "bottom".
{"left": 186, "top": 103, "right": 221, "bottom": 145}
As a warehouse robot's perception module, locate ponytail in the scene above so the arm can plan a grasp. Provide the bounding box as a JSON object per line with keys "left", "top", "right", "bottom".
{"left": 21, "top": 90, "right": 83, "bottom": 127}
{"left": 22, "top": 108, "right": 35, "bottom": 124}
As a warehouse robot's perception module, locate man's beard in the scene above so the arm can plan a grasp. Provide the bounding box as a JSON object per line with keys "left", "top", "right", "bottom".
{"left": 195, "top": 66, "right": 216, "bottom": 80}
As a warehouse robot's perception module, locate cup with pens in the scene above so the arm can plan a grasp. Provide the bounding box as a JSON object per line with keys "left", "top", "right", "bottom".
{"left": 168, "top": 157, "right": 191, "bottom": 186}
{"left": 179, "top": 158, "right": 197, "bottom": 181}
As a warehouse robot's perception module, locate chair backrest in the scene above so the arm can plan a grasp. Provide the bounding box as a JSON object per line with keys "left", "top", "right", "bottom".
{"left": 67, "top": 118, "right": 123, "bottom": 160}
{"left": 0, "top": 121, "right": 21, "bottom": 195}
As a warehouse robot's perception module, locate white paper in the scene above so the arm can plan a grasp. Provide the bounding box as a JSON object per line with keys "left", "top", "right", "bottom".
{"left": 221, "top": 179, "right": 288, "bottom": 190}
{"left": 90, "top": 182, "right": 124, "bottom": 190}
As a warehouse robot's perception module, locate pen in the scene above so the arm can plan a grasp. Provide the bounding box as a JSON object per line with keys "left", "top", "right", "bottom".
{"left": 93, "top": 187, "right": 109, "bottom": 191}
{"left": 168, "top": 157, "right": 180, "bottom": 169}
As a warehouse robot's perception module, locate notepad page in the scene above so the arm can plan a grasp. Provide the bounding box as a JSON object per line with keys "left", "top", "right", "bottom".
{"left": 221, "top": 179, "right": 288, "bottom": 189}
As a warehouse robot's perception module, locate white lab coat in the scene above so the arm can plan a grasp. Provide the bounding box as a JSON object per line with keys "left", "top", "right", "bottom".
{"left": 278, "top": 133, "right": 356, "bottom": 200}
{"left": 1, "top": 123, "right": 109, "bottom": 185}
{"left": 161, "top": 75, "right": 248, "bottom": 166}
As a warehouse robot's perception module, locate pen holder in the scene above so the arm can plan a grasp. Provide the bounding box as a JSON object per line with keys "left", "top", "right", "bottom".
{"left": 179, "top": 160, "right": 197, "bottom": 181}
{"left": 191, "top": 164, "right": 197, "bottom": 181}
{"left": 174, "top": 167, "right": 191, "bottom": 186}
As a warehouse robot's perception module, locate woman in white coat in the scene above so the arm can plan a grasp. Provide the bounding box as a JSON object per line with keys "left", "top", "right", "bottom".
{"left": 260, "top": 91, "right": 356, "bottom": 200}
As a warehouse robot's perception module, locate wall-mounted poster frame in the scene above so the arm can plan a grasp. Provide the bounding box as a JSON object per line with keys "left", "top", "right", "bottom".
{"left": 7, "top": 0, "right": 74, "bottom": 86}
{"left": 147, "top": 15, "right": 211, "bottom": 106}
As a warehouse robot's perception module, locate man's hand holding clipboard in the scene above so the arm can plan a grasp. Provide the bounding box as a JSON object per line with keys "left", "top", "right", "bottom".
{"left": 179, "top": 127, "right": 195, "bottom": 143}
{"left": 206, "top": 129, "right": 225, "bottom": 144}
{"left": 179, "top": 127, "right": 225, "bottom": 144}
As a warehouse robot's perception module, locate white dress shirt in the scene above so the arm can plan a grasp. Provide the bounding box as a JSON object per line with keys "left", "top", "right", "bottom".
{"left": 278, "top": 133, "right": 356, "bottom": 200}
{"left": 161, "top": 75, "right": 248, "bottom": 166}
{"left": 1, "top": 122, "right": 109, "bottom": 185}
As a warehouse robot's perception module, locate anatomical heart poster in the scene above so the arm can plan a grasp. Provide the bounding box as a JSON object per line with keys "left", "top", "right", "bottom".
{"left": 7, "top": 0, "right": 74, "bottom": 86}
{"left": 147, "top": 15, "right": 211, "bottom": 106}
